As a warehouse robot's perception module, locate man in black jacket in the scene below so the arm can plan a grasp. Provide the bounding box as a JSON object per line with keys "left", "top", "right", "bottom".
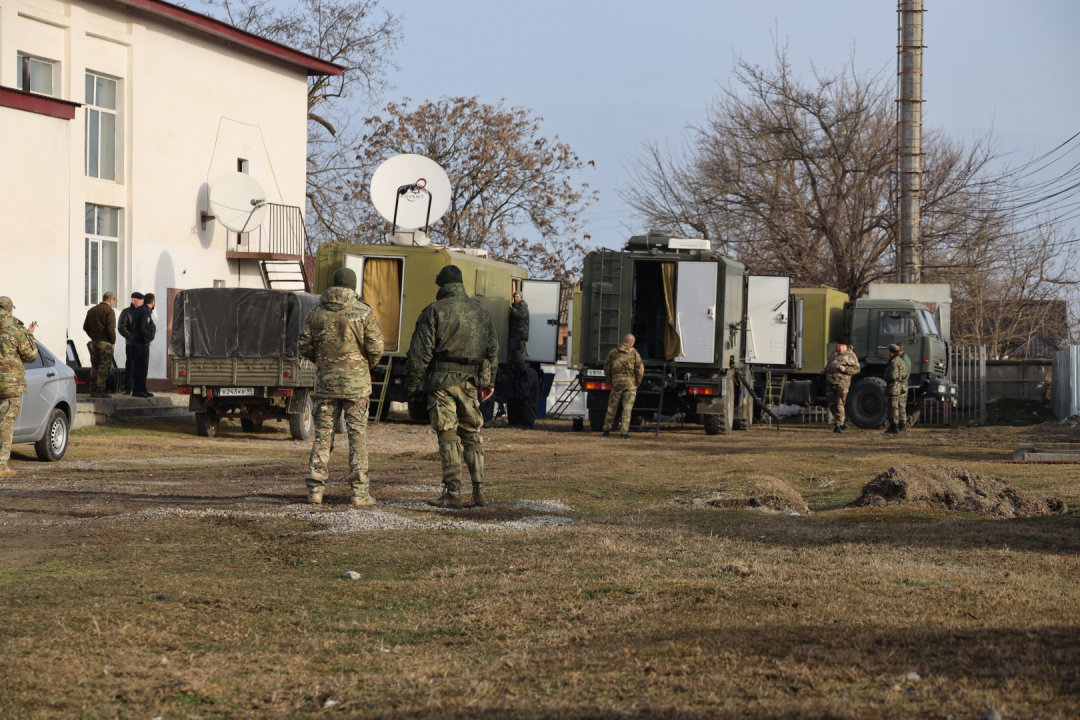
{"left": 117, "top": 292, "right": 143, "bottom": 395}
{"left": 130, "top": 293, "right": 156, "bottom": 398}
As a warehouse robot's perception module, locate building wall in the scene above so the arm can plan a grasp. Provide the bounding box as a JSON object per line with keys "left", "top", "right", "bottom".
{"left": 0, "top": 0, "right": 309, "bottom": 381}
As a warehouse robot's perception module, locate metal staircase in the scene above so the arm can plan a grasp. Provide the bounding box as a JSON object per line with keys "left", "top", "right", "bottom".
{"left": 260, "top": 260, "right": 310, "bottom": 292}
{"left": 593, "top": 251, "right": 625, "bottom": 362}
{"left": 763, "top": 372, "right": 787, "bottom": 426}
{"left": 368, "top": 356, "right": 394, "bottom": 425}
{"left": 546, "top": 379, "right": 582, "bottom": 419}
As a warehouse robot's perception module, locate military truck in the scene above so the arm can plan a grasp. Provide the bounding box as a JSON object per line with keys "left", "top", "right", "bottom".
{"left": 169, "top": 288, "right": 319, "bottom": 439}
{"left": 573, "top": 231, "right": 956, "bottom": 434}
{"left": 314, "top": 242, "right": 562, "bottom": 423}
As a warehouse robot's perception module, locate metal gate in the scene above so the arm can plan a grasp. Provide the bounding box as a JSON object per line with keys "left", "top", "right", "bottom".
{"left": 918, "top": 345, "right": 986, "bottom": 426}
{"left": 1052, "top": 346, "right": 1080, "bottom": 419}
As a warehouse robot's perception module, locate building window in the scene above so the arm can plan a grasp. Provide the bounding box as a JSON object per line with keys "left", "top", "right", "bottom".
{"left": 85, "top": 73, "right": 118, "bottom": 180}
{"left": 17, "top": 53, "right": 55, "bottom": 96}
{"left": 85, "top": 204, "right": 119, "bottom": 306}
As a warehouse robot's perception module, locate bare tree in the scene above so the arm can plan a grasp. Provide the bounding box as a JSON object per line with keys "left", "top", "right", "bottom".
{"left": 196, "top": 0, "right": 403, "bottom": 248}
{"left": 352, "top": 96, "right": 598, "bottom": 281}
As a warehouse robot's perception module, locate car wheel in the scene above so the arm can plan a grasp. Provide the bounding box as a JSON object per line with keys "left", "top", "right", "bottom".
{"left": 196, "top": 412, "right": 220, "bottom": 438}
{"left": 35, "top": 407, "right": 69, "bottom": 462}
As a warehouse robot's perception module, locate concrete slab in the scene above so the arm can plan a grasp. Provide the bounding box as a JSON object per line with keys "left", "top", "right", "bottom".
{"left": 75, "top": 393, "right": 191, "bottom": 430}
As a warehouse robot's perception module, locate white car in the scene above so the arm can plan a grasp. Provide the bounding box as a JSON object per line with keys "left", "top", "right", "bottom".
{"left": 13, "top": 341, "right": 76, "bottom": 461}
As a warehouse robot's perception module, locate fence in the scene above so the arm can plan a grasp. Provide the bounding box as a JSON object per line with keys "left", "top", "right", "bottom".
{"left": 1052, "top": 346, "right": 1080, "bottom": 419}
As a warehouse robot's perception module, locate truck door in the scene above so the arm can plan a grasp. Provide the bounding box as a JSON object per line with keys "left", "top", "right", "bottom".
{"left": 674, "top": 263, "right": 717, "bottom": 364}
{"left": 745, "top": 276, "right": 790, "bottom": 365}
{"left": 522, "top": 279, "right": 561, "bottom": 364}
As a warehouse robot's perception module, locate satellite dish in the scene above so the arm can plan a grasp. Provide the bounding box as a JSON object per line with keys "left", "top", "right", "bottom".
{"left": 370, "top": 154, "right": 451, "bottom": 232}
{"left": 204, "top": 172, "right": 269, "bottom": 233}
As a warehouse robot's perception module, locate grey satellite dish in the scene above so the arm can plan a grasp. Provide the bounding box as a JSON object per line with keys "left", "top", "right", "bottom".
{"left": 370, "top": 154, "right": 451, "bottom": 245}
{"left": 202, "top": 172, "right": 269, "bottom": 233}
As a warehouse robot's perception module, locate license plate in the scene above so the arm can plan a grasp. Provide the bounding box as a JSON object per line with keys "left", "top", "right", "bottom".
{"left": 218, "top": 387, "right": 255, "bottom": 397}
{"left": 585, "top": 369, "right": 605, "bottom": 377}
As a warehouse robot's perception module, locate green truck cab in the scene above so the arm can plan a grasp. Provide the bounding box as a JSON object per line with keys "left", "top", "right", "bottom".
{"left": 574, "top": 231, "right": 957, "bottom": 435}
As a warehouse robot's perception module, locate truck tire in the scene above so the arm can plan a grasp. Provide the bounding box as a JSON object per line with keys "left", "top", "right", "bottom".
{"left": 289, "top": 393, "right": 314, "bottom": 441}
{"left": 704, "top": 375, "right": 734, "bottom": 435}
{"left": 847, "top": 377, "right": 889, "bottom": 429}
{"left": 195, "top": 412, "right": 219, "bottom": 438}
{"left": 35, "top": 407, "right": 69, "bottom": 462}
{"left": 588, "top": 407, "right": 606, "bottom": 431}
{"left": 240, "top": 418, "right": 263, "bottom": 433}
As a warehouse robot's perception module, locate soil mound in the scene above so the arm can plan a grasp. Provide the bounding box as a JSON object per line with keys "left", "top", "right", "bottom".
{"left": 683, "top": 475, "right": 810, "bottom": 515}
{"left": 849, "top": 464, "right": 1067, "bottom": 518}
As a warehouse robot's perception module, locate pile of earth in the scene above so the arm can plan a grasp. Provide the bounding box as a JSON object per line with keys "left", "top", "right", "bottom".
{"left": 682, "top": 475, "right": 810, "bottom": 515}
{"left": 849, "top": 464, "right": 1067, "bottom": 518}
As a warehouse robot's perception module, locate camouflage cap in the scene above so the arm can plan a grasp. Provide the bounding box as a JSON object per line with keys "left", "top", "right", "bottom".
{"left": 888, "top": 343, "right": 901, "bottom": 353}
{"left": 332, "top": 267, "right": 357, "bottom": 290}
{"left": 102, "top": 291, "right": 117, "bottom": 301}
{"left": 435, "top": 265, "right": 463, "bottom": 286}
{"left": 0, "top": 297, "right": 12, "bottom": 311}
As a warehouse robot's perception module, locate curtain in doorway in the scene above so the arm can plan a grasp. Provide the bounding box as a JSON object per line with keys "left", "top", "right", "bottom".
{"left": 361, "top": 258, "right": 401, "bottom": 352}
{"left": 661, "top": 263, "right": 683, "bottom": 360}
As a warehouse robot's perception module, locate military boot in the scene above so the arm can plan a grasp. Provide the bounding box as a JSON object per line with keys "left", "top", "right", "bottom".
{"left": 898, "top": 421, "right": 908, "bottom": 434}
{"left": 462, "top": 439, "right": 487, "bottom": 507}
{"left": 307, "top": 487, "right": 323, "bottom": 504}
{"left": 472, "top": 482, "right": 489, "bottom": 507}
{"left": 0, "top": 467, "right": 16, "bottom": 478}
{"left": 351, "top": 491, "right": 376, "bottom": 507}
{"left": 884, "top": 421, "right": 900, "bottom": 435}
{"left": 833, "top": 425, "right": 844, "bottom": 434}
{"left": 602, "top": 430, "right": 610, "bottom": 437}
{"left": 427, "top": 488, "right": 464, "bottom": 509}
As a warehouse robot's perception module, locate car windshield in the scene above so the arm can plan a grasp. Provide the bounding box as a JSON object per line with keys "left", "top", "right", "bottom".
{"left": 918, "top": 310, "right": 940, "bottom": 337}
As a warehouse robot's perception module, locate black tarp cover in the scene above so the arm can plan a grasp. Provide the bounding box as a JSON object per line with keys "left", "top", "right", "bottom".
{"left": 170, "top": 288, "right": 320, "bottom": 359}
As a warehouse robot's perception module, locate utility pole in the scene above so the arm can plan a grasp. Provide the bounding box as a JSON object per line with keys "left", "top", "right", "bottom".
{"left": 898, "top": 1, "right": 924, "bottom": 283}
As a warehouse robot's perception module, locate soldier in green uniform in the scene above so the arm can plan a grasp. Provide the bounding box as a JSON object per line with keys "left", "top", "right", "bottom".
{"left": 0, "top": 297, "right": 39, "bottom": 478}
{"left": 299, "top": 267, "right": 384, "bottom": 506}
{"left": 508, "top": 291, "right": 529, "bottom": 372}
{"left": 602, "top": 334, "right": 644, "bottom": 438}
{"left": 83, "top": 291, "right": 116, "bottom": 398}
{"left": 405, "top": 265, "right": 499, "bottom": 509}
{"left": 884, "top": 343, "right": 909, "bottom": 435}
{"left": 823, "top": 339, "right": 859, "bottom": 433}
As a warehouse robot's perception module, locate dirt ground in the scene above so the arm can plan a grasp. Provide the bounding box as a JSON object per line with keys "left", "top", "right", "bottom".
{"left": 2, "top": 413, "right": 1080, "bottom": 718}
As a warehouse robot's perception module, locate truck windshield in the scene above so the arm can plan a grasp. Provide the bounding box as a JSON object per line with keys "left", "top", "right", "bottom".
{"left": 918, "top": 310, "right": 940, "bottom": 337}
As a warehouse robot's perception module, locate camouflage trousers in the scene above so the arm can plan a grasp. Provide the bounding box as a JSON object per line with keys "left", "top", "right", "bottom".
{"left": 0, "top": 396, "right": 21, "bottom": 469}
{"left": 89, "top": 340, "right": 114, "bottom": 395}
{"left": 604, "top": 386, "right": 637, "bottom": 434}
{"left": 825, "top": 382, "right": 850, "bottom": 427}
{"left": 307, "top": 397, "right": 370, "bottom": 493}
{"left": 428, "top": 381, "right": 484, "bottom": 498}
{"left": 888, "top": 393, "right": 906, "bottom": 426}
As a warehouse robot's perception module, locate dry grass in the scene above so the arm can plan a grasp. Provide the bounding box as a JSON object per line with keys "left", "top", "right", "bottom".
{"left": 1, "top": 417, "right": 1079, "bottom": 718}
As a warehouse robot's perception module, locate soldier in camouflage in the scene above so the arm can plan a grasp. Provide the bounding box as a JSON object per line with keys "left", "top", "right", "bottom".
{"left": 0, "top": 297, "right": 39, "bottom": 478}
{"left": 405, "top": 265, "right": 499, "bottom": 509}
{"left": 298, "top": 267, "right": 384, "bottom": 506}
{"left": 508, "top": 292, "right": 529, "bottom": 372}
{"left": 883, "top": 343, "right": 909, "bottom": 435}
{"left": 82, "top": 291, "right": 116, "bottom": 398}
{"left": 823, "top": 339, "right": 859, "bottom": 433}
{"left": 602, "top": 334, "right": 644, "bottom": 438}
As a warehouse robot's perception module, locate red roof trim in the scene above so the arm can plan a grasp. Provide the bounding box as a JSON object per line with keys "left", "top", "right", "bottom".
{"left": 0, "top": 86, "right": 81, "bottom": 120}
{"left": 107, "top": 0, "right": 346, "bottom": 77}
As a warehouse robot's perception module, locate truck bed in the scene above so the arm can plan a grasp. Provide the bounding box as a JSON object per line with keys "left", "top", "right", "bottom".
{"left": 171, "top": 357, "right": 316, "bottom": 388}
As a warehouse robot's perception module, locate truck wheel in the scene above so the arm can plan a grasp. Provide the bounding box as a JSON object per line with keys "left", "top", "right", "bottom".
{"left": 588, "top": 407, "right": 606, "bottom": 431}
{"left": 241, "top": 418, "right": 263, "bottom": 433}
{"left": 847, "top": 377, "right": 888, "bottom": 429}
{"left": 408, "top": 398, "right": 429, "bottom": 423}
{"left": 35, "top": 408, "right": 69, "bottom": 462}
{"left": 289, "top": 394, "right": 314, "bottom": 441}
{"left": 195, "top": 412, "right": 219, "bottom": 438}
{"left": 704, "top": 375, "right": 734, "bottom": 436}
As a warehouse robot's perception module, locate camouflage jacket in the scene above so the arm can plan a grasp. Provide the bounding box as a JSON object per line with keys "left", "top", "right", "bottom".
{"left": 825, "top": 349, "right": 859, "bottom": 387}
{"left": 405, "top": 282, "right": 499, "bottom": 395}
{"left": 604, "top": 343, "right": 644, "bottom": 390}
{"left": 509, "top": 300, "right": 530, "bottom": 341}
{"left": 299, "top": 287, "right": 384, "bottom": 399}
{"left": 884, "top": 354, "right": 909, "bottom": 396}
{"left": 0, "top": 314, "right": 38, "bottom": 398}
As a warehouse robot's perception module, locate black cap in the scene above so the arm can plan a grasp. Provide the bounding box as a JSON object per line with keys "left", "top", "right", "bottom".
{"left": 131, "top": 292, "right": 144, "bottom": 300}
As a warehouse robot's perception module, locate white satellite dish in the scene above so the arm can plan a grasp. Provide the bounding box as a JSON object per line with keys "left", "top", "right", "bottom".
{"left": 370, "top": 155, "right": 451, "bottom": 240}
{"left": 203, "top": 172, "right": 269, "bottom": 233}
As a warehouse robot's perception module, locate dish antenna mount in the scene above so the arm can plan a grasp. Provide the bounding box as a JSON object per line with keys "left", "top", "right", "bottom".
{"left": 201, "top": 172, "right": 269, "bottom": 233}
{"left": 370, "top": 154, "right": 451, "bottom": 246}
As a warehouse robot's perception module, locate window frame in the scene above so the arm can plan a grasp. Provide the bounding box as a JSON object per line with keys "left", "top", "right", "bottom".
{"left": 85, "top": 72, "right": 119, "bottom": 181}
{"left": 85, "top": 203, "right": 120, "bottom": 306}
{"left": 17, "top": 53, "right": 57, "bottom": 96}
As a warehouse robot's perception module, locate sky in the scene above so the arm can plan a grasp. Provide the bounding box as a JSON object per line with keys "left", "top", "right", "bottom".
{"left": 362, "top": 1, "right": 1080, "bottom": 256}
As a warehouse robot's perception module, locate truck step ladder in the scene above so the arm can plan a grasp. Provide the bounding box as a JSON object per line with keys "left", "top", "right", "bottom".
{"left": 763, "top": 372, "right": 787, "bottom": 426}
{"left": 546, "top": 378, "right": 582, "bottom": 419}
{"left": 369, "top": 356, "right": 394, "bottom": 425}
{"left": 593, "top": 251, "right": 625, "bottom": 363}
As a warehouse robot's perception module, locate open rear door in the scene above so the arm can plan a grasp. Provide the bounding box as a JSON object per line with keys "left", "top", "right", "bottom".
{"left": 675, "top": 263, "right": 717, "bottom": 364}
{"left": 745, "top": 276, "right": 791, "bottom": 365}
{"left": 522, "top": 279, "right": 561, "bottom": 363}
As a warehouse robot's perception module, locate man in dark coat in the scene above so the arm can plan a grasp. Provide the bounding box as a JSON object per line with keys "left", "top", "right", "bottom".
{"left": 508, "top": 291, "right": 529, "bottom": 371}
{"left": 129, "top": 293, "right": 156, "bottom": 398}
{"left": 82, "top": 292, "right": 116, "bottom": 398}
{"left": 405, "top": 265, "right": 499, "bottom": 509}
{"left": 117, "top": 292, "right": 144, "bottom": 395}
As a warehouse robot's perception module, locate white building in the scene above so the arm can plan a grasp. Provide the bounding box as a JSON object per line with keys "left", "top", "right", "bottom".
{"left": 0, "top": 0, "right": 340, "bottom": 387}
